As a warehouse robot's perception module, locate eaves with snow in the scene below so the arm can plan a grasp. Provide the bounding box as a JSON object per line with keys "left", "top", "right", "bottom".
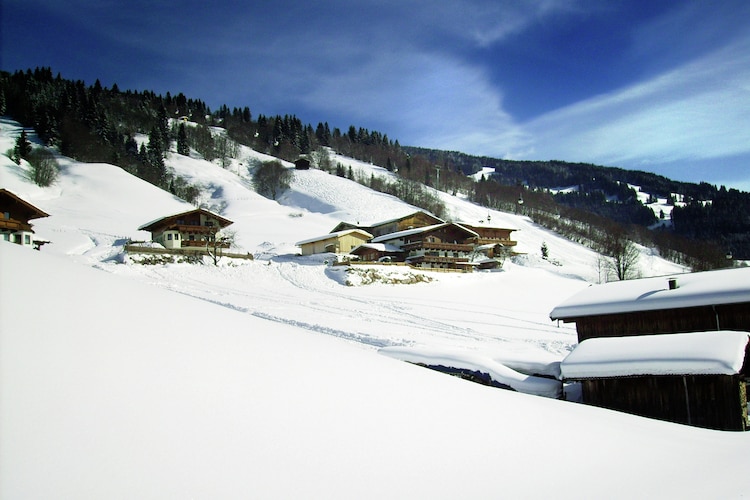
{"left": 549, "top": 266, "right": 750, "bottom": 321}
{"left": 561, "top": 330, "right": 750, "bottom": 379}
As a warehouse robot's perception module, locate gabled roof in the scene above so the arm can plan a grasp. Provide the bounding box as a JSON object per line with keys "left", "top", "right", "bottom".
{"left": 330, "top": 210, "right": 444, "bottom": 234}
{"left": 296, "top": 229, "right": 373, "bottom": 246}
{"left": 0, "top": 189, "right": 50, "bottom": 220}
{"left": 138, "top": 208, "right": 233, "bottom": 232}
{"left": 369, "top": 210, "right": 444, "bottom": 228}
{"left": 560, "top": 330, "right": 750, "bottom": 379}
{"left": 550, "top": 267, "right": 750, "bottom": 321}
{"left": 371, "top": 222, "right": 479, "bottom": 243}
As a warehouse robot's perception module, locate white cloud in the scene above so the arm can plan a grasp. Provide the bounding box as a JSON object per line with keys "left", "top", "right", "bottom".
{"left": 521, "top": 36, "right": 750, "bottom": 166}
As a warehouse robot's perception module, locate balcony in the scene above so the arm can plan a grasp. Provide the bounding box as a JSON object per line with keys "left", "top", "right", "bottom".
{"left": 0, "top": 220, "right": 33, "bottom": 232}
{"left": 402, "top": 241, "right": 474, "bottom": 252}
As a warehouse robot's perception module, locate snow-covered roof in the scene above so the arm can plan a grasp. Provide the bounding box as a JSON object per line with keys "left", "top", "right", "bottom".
{"left": 561, "top": 330, "right": 750, "bottom": 379}
{"left": 550, "top": 267, "right": 750, "bottom": 321}
{"left": 369, "top": 210, "right": 444, "bottom": 228}
{"left": 349, "top": 242, "right": 402, "bottom": 254}
{"left": 371, "top": 222, "right": 479, "bottom": 243}
{"left": 137, "top": 208, "right": 232, "bottom": 231}
{"left": 330, "top": 210, "right": 444, "bottom": 233}
{"left": 296, "top": 228, "right": 373, "bottom": 246}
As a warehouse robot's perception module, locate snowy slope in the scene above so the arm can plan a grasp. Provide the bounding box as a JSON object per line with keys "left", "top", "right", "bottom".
{"left": 5, "top": 119, "right": 743, "bottom": 498}
{"left": 0, "top": 118, "right": 689, "bottom": 361}
{"left": 3, "top": 242, "right": 750, "bottom": 500}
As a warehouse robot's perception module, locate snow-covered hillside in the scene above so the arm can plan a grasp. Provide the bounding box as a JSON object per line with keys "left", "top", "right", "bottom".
{"left": 4, "top": 119, "right": 745, "bottom": 499}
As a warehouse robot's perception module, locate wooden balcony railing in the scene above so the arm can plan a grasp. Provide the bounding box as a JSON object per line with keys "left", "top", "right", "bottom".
{"left": 402, "top": 241, "right": 474, "bottom": 252}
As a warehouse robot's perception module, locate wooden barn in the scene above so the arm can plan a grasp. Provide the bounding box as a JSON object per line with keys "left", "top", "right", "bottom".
{"left": 138, "top": 208, "right": 233, "bottom": 249}
{"left": 561, "top": 331, "right": 750, "bottom": 431}
{"left": 0, "top": 189, "right": 49, "bottom": 249}
{"left": 294, "top": 158, "right": 310, "bottom": 170}
{"left": 296, "top": 229, "right": 373, "bottom": 256}
{"left": 549, "top": 267, "right": 750, "bottom": 342}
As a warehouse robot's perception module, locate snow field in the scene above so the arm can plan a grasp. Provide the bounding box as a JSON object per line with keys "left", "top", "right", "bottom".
{"left": 3, "top": 118, "right": 748, "bottom": 498}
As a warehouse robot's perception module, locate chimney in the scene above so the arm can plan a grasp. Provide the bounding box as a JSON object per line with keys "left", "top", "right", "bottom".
{"left": 668, "top": 278, "right": 678, "bottom": 290}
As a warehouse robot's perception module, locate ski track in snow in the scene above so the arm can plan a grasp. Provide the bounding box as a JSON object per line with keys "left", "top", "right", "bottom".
{"left": 109, "top": 258, "right": 578, "bottom": 356}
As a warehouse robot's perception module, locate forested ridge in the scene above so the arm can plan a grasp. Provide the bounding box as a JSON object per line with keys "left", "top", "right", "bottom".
{"left": 405, "top": 148, "right": 750, "bottom": 262}
{"left": 2, "top": 67, "right": 747, "bottom": 267}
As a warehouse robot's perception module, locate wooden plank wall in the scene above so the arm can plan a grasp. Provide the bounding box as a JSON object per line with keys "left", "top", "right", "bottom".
{"left": 581, "top": 375, "right": 747, "bottom": 431}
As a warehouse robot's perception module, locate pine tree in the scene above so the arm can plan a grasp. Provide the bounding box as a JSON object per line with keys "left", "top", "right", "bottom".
{"left": 146, "top": 126, "right": 166, "bottom": 185}
{"left": 177, "top": 123, "right": 189, "bottom": 156}
{"left": 157, "top": 103, "right": 169, "bottom": 153}
{"left": 13, "top": 129, "right": 33, "bottom": 164}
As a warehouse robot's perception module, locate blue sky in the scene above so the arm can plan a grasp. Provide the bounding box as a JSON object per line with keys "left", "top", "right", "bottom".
{"left": 3, "top": 0, "right": 750, "bottom": 190}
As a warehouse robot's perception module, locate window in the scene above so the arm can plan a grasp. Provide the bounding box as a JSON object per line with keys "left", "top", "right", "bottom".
{"left": 3, "top": 212, "right": 9, "bottom": 220}
{"left": 205, "top": 221, "right": 214, "bottom": 227}
{"left": 175, "top": 234, "right": 180, "bottom": 240}
{"left": 24, "top": 234, "right": 31, "bottom": 245}
{"left": 167, "top": 234, "right": 173, "bottom": 240}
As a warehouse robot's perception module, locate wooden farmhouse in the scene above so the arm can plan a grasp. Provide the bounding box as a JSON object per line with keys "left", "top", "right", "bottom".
{"left": 561, "top": 331, "right": 750, "bottom": 431}
{"left": 304, "top": 211, "right": 518, "bottom": 270}
{"left": 297, "top": 229, "right": 373, "bottom": 256}
{"left": 0, "top": 188, "right": 49, "bottom": 249}
{"left": 370, "top": 222, "right": 480, "bottom": 270}
{"left": 331, "top": 211, "right": 444, "bottom": 238}
{"left": 459, "top": 222, "right": 518, "bottom": 258}
{"left": 549, "top": 267, "right": 750, "bottom": 343}
{"left": 138, "top": 208, "right": 233, "bottom": 249}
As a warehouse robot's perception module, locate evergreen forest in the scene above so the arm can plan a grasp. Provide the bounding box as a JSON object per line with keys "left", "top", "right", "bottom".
{"left": 2, "top": 67, "right": 748, "bottom": 268}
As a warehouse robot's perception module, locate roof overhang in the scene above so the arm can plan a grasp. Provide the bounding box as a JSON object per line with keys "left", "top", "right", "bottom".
{"left": 296, "top": 229, "right": 373, "bottom": 246}
{"left": 560, "top": 330, "right": 750, "bottom": 380}
{"left": 550, "top": 267, "right": 750, "bottom": 322}
{"left": 138, "top": 208, "right": 233, "bottom": 232}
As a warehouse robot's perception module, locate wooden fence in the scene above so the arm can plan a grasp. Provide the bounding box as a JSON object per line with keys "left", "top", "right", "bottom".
{"left": 124, "top": 244, "right": 254, "bottom": 260}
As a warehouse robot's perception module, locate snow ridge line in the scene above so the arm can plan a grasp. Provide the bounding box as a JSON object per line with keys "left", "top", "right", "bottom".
{"left": 251, "top": 311, "right": 409, "bottom": 348}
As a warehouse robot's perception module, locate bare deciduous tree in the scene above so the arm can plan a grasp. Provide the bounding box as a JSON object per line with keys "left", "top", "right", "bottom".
{"left": 253, "top": 160, "right": 291, "bottom": 200}
{"left": 600, "top": 227, "right": 640, "bottom": 280}
{"left": 27, "top": 148, "right": 59, "bottom": 187}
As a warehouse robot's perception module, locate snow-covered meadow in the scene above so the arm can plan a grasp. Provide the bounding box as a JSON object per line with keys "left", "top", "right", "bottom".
{"left": 2, "top": 118, "right": 748, "bottom": 499}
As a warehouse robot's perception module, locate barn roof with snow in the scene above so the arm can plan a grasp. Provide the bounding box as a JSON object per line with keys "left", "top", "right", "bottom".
{"left": 549, "top": 267, "right": 750, "bottom": 343}
{"left": 561, "top": 330, "right": 750, "bottom": 379}
{"left": 550, "top": 267, "right": 750, "bottom": 322}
